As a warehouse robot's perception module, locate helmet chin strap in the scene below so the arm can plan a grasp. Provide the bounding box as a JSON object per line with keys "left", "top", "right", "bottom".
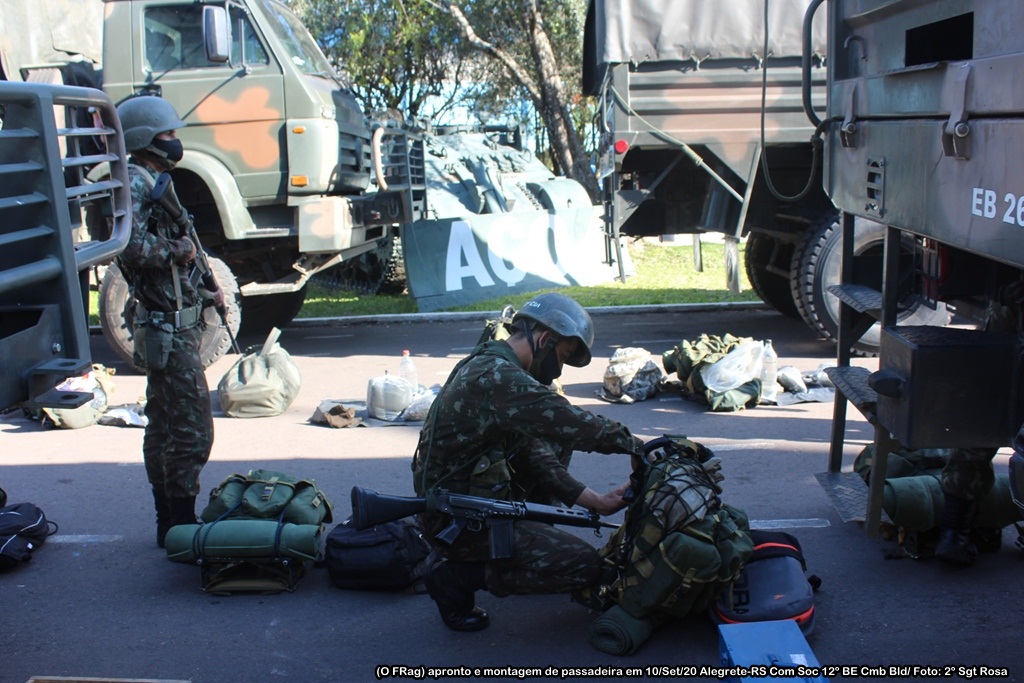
{"left": 516, "top": 319, "right": 541, "bottom": 359}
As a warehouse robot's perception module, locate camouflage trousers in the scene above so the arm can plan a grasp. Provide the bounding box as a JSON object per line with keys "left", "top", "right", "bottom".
{"left": 439, "top": 520, "right": 601, "bottom": 597}
{"left": 941, "top": 447, "right": 998, "bottom": 501}
{"left": 142, "top": 328, "right": 213, "bottom": 499}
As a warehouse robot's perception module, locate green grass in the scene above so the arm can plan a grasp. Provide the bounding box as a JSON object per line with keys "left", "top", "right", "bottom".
{"left": 300, "top": 239, "right": 757, "bottom": 317}
{"left": 89, "top": 240, "right": 758, "bottom": 324}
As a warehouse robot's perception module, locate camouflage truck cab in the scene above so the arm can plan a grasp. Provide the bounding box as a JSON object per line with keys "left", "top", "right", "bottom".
{"left": 2, "top": 0, "right": 424, "bottom": 368}
{"left": 90, "top": 0, "right": 424, "bottom": 367}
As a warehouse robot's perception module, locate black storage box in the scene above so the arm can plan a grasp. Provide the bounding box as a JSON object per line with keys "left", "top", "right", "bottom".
{"left": 874, "top": 326, "right": 1022, "bottom": 449}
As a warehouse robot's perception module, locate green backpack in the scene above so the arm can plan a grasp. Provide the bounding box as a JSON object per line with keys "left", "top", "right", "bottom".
{"left": 598, "top": 438, "right": 754, "bottom": 620}
{"left": 166, "top": 469, "right": 333, "bottom": 593}
{"left": 200, "top": 469, "right": 333, "bottom": 526}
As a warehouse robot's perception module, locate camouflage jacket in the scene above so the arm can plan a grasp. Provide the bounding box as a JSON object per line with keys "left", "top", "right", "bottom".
{"left": 412, "top": 340, "right": 644, "bottom": 508}
{"left": 116, "top": 163, "right": 199, "bottom": 315}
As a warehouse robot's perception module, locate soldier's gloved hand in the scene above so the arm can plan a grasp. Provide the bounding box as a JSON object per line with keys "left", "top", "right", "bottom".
{"left": 577, "top": 483, "right": 630, "bottom": 516}
{"left": 175, "top": 236, "right": 197, "bottom": 264}
{"left": 199, "top": 285, "right": 225, "bottom": 310}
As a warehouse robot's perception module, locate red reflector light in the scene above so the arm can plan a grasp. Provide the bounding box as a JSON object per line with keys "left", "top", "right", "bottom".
{"left": 613, "top": 139, "right": 630, "bottom": 155}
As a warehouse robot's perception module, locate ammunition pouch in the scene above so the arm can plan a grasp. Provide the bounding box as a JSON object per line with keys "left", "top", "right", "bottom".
{"left": 467, "top": 449, "right": 512, "bottom": 500}
{"left": 133, "top": 303, "right": 202, "bottom": 371}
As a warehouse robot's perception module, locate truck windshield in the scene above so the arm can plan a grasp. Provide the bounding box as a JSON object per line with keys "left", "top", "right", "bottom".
{"left": 255, "top": 0, "right": 335, "bottom": 77}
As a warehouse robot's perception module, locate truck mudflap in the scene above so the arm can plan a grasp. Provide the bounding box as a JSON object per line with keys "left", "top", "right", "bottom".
{"left": 401, "top": 206, "right": 629, "bottom": 312}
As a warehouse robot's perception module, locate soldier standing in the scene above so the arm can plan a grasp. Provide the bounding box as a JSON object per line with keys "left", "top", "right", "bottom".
{"left": 412, "top": 293, "right": 645, "bottom": 631}
{"left": 114, "top": 96, "right": 221, "bottom": 548}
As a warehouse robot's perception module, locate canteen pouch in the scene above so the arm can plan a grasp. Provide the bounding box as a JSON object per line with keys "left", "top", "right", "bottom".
{"left": 134, "top": 321, "right": 173, "bottom": 371}
{"left": 200, "top": 475, "right": 249, "bottom": 522}
{"left": 283, "top": 481, "right": 333, "bottom": 525}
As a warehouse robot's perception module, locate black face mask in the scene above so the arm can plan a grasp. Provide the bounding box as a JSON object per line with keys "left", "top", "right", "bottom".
{"left": 528, "top": 340, "right": 563, "bottom": 385}
{"left": 149, "top": 137, "right": 184, "bottom": 165}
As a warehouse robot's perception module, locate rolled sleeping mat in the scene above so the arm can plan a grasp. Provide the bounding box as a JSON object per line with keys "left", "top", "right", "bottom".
{"left": 882, "top": 474, "right": 1022, "bottom": 531}
{"left": 165, "top": 520, "right": 321, "bottom": 563}
{"left": 588, "top": 604, "right": 667, "bottom": 656}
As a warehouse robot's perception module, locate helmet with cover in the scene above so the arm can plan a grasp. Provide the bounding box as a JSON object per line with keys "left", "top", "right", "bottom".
{"left": 116, "top": 96, "right": 186, "bottom": 158}
{"left": 512, "top": 292, "right": 594, "bottom": 367}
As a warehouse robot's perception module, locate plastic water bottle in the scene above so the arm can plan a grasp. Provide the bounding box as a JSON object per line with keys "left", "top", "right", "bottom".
{"left": 760, "top": 339, "right": 778, "bottom": 402}
{"left": 399, "top": 349, "right": 418, "bottom": 389}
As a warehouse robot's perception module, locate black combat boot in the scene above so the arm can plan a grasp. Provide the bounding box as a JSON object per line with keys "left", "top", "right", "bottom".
{"left": 153, "top": 488, "right": 170, "bottom": 549}
{"left": 935, "top": 493, "right": 978, "bottom": 567}
{"left": 166, "top": 496, "right": 199, "bottom": 530}
{"left": 425, "top": 560, "right": 489, "bottom": 632}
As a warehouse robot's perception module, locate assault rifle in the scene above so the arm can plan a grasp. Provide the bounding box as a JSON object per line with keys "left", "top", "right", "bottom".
{"left": 351, "top": 486, "right": 618, "bottom": 559}
{"left": 151, "top": 172, "right": 240, "bottom": 354}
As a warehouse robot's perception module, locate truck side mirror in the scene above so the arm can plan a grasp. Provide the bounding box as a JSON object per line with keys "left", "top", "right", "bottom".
{"left": 203, "top": 6, "right": 231, "bottom": 63}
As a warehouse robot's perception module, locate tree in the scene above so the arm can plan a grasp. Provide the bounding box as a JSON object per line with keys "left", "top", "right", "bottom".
{"left": 426, "top": 0, "right": 599, "bottom": 199}
{"left": 290, "top": 0, "right": 472, "bottom": 120}
{"left": 291, "top": 0, "right": 597, "bottom": 199}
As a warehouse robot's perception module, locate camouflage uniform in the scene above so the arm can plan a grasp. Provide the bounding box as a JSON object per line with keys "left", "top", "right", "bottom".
{"left": 118, "top": 163, "right": 212, "bottom": 500}
{"left": 412, "top": 340, "right": 644, "bottom": 596}
{"left": 941, "top": 447, "right": 997, "bottom": 502}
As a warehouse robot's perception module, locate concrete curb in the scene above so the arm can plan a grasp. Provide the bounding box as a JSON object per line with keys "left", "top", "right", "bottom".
{"left": 89, "top": 300, "right": 768, "bottom": 334}
{"left": 287, "top": 300, "right": 768, "bottom": 328}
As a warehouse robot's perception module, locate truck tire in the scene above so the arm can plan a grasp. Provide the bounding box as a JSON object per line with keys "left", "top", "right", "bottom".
{"left": 100, "top": 257, "right": 242, "bottom": 371}
{"left": 744, "top": 232, "right": 800, "bottom": 320}
{"left": 791, "top": 215, "right": 951, "bottom": 356}
{"left": 239, "top": 288, "right": 307, "bottom": 336}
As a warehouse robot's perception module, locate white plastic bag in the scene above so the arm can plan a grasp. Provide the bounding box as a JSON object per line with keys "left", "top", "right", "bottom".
{"left": 777, "top": 365, "right": 808, "bottom": 394}
{"left": 400, "top": 384, "right": 441, "bottom": 422}
{"left": 367, "top": 374, "right": 414, "bottom": 421}
{"left": 700, "top": 341, "right": 764, "bottom": 393}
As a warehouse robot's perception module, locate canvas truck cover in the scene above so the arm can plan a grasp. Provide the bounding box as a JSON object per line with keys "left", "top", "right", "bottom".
{"left": 588, "top": 0, "right": 827, "bottom": 67}
{"left": 0, "top": 0, "right": 104, "bottom": 80}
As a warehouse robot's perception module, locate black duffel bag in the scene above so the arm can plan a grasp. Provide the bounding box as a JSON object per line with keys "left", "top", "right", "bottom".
{"left": 324, "top": 518, "right": 436, "bottom": 591}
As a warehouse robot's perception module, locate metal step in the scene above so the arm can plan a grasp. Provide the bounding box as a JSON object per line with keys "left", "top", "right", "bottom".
{"left": 815, "top": 471, "right": 892, "bottom": 525}
{"left": 27, "top": 358, "right": 95, "bottom": 410}
{"left": 828, "top": 283, "right": 883, "bottom": 319}
{"left": 825, "top": 365, "right": 877, "bottom": 422}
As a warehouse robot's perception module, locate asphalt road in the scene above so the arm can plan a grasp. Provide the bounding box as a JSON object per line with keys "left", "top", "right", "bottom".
{"left": 1, "top": 305, "right": 1018, "bottom": 683}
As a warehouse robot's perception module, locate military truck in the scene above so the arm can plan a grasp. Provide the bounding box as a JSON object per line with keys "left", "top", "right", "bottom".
{"left": 0, "top": 80, "right": 130, "bottom": 411}
{"left": 1, "top": 0, "right": 425, "bottom": 367}
{"left": 813, "top": 0, "right": 1024, "bottom": 535}
{"left": 583, "top": 0, "right": 950, "bottom": 355}
{"left": 4, "top": 0, "right": 624, "bottom": 367}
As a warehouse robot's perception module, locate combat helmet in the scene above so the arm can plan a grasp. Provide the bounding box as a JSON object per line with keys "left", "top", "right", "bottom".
{"left": 116, "top": 96, "right": 186, "bottom": 153}
{"left": 513, "top": 292, "right": 594, "bottom": 367}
